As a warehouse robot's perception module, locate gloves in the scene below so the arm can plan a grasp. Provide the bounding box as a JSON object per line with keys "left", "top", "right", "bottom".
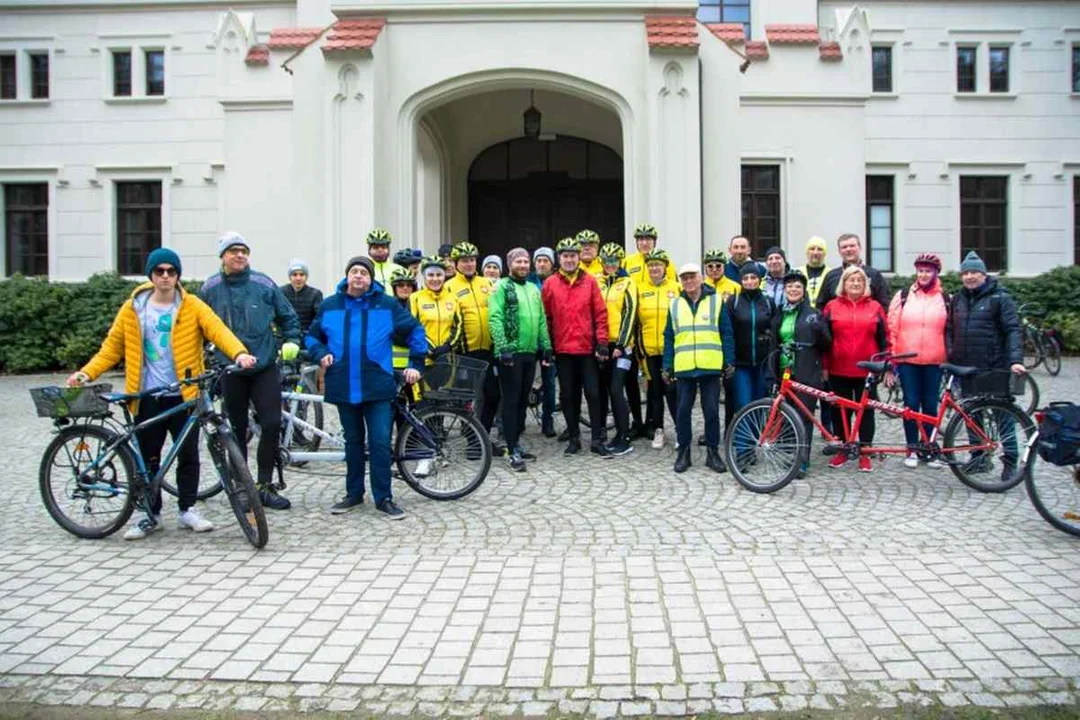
{"left": 661, "top": 368, "right": 674, "bottom": 385}
{"left": 281, "top": 342, "right": 300, "bottom": 361}
{"left": 542, "top": 349, "right": 554, "bottom": 365}
{"left": 431, "top": 343, "right": 452, "bottom": 358}
{"left": 500, "top": 351, "right": 515, "bottom": 367}
{"left": 723, "top": 365, "right": 735, "bottom": 380}
{"left": 595, "top": 344, "right": 610, "bottom": 361}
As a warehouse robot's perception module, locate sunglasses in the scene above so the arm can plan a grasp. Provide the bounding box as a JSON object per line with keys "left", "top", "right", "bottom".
{"left": 152, "top": 266, "right": 178, "bottom": 277}
{"left": 704, "top": 262, "right": 723, "bottom": 269}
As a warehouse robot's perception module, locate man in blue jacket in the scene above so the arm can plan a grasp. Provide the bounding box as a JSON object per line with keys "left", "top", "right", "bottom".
{"left": 200, "top": 231, "right": 301, "bottom": 510}
{"left": 305, "top": 256, "right": 427, "bottom": 519}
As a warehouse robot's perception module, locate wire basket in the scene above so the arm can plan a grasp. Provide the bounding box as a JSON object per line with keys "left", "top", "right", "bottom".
{"left": 30, "top": 383, "right": 113, "bottom": 418}
{"left": 421, "top": 355, "right": 488, "bottom": 404}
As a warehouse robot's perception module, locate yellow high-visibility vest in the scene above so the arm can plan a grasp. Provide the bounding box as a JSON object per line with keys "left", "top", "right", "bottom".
{"left": 669, "top": 293, "right": 723, "bottom": 373}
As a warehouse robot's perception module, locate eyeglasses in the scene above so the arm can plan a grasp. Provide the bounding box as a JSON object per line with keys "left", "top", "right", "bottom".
{"left": 152, "top": 266, "right": 178, "bottom": 277}
{"left": 704, "top": 263, "right": 723, "bottom": 269}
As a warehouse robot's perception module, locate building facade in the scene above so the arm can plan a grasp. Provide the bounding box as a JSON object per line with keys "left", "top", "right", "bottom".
{"left": 0, "top": 0, "right": 1077, "bottom": 287}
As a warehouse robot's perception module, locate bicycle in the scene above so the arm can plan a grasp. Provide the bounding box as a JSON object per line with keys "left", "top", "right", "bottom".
{"left": 1024, "top": 405, "right": 1080, "bottom": 537}
{"left": 725, "top": 347, "right": 1036, "bottom": 495}
{"left": 32, "top": 365, "right": 268, "bottom": 548}
{"left": 882, "top": 362, "right": 1040, "bottom": 417}
{"left": 1019, "top": 303, "right": 1062, "bottom": 376}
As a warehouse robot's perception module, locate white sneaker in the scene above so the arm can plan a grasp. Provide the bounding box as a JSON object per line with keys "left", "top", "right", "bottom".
{"left": 123, "top": 515, "right": 162, "bottom": 541}
{"left": 651, "top": 429, "right": 665, "bottom": 450}
{"left": 927, "top": 459, "right": 944, "bottom": 469}
{"left": 903, "top": 453, "right": 919, "bottom": 469}
{"left": 178, "top": 508, "right": 215, "bottom": 533}
{"left": 414, "top": 459, "right": 433, "bottom": 477}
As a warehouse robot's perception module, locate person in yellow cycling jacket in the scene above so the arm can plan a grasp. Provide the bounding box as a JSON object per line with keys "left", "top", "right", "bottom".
{"left": 598, "top": 243, "right": 638, "bottom": 456}
{"left": 576, "top": 229, "right": 605, "bottom": 279}
{"left": 623, "top": 223, "right": 676, "bottom": 284}
{"left": 409, "top": 256, "right": 462, "bottom": 363}
{"left": 635, "top": 248, "right": 680, "bottom": 449}
{"left": 445, "top": 241, "right": 499, "bottom": 433}
{"left": 703, "top": 248, "right": 741, "bottom": 301}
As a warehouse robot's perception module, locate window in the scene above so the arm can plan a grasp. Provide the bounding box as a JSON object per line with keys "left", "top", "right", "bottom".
{"left": 29, "top": 53, "right": 48, "bottom": 99}
{"left": 989, "top": 46, "right": 1009, "bottom": 92}
{"left": 696, "top": 0, "right": 751, "bottom": 38}
{"left": 112, "top": 50, "right": 132, "bottom": 96}
{"left": 116, "top": 181, "right": 161, "bottom": 275}
{"left": 0, "top": 55, "right": 14, "bottom": 99}
{"left": 872, "top": 46, "right": 893, "bottom": 93}
{"left": 1074, "top": 177, "right": 1079, "bottom": 265}
{"left": 741, "top": 165, "right": 780, "bottom": 258}
{"left": 960, "top": 176, "right": 1008, "bottom": 273}
{"left": 865, "top": 176, "right": 894, "bottom": 272}
{"left": 145, "top": 50, "right": 164, "bottom": 96}
{"left": 4, "top": 184, "right": 48, "bottom": 277}
{"left": 1073, "top": 46, "right": 1079, "bottom": 93}
{"left": 957, "top": 46, "right": 977, "bottom": 92}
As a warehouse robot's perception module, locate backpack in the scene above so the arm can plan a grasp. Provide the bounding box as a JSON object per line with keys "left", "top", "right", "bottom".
{"left": 1037, "top": 402, "right": 1080, "bottom": 466}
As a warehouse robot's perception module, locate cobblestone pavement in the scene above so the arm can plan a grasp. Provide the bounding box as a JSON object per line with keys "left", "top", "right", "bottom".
{"left": 1, "top": 363, "right": 1079, "bottom": 716}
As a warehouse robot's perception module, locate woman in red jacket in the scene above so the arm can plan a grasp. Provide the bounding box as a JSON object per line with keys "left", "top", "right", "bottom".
{"left": 823, "top": 265, "right": 887, "bottom": 472}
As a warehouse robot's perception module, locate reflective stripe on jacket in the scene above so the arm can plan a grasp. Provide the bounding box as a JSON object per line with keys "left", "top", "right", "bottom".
{"left": 661, "top": 285, "right": 735, "bottom": 378}
{"left": 601, "top": 271, "right": 638, "bottom": 350}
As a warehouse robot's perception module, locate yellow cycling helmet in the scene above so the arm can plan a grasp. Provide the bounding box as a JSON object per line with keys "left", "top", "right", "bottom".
{"left": 450, "top": 241, "right": 478, "bottom": 260}
{"left": 420, "top": 255, "right": 446, "bottom": 273}
{"left": 703, "top": 248, "right": 728, "bottom": 264}
{"left": 644, "top": 249, "right": 670, "bottom": 266}
{"left": 366, "top": 228, "right": 392, "bottom": 246}
{"left": 389, "top": 268, "right": 417, "bottom": 287}
{"left": 599, "top": 242, "right": 625, "bottom": 262}
{"left": 575, "top": 229, "right": 600, "bottom": 246}
{"left": 633, "top": 223, "right": 658, "bottom": 239}
{"left": 555, "top": 237, "right": 582, "bottom": 254}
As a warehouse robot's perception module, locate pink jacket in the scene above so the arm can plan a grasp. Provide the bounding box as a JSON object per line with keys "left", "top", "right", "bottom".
{"left": 886, "top": 281, "right": 948, "bottom": 365}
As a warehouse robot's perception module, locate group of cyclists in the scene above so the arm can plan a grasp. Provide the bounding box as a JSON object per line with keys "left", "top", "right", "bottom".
{"left": 65, "top": 223, "right": 1028, "bottom": 540}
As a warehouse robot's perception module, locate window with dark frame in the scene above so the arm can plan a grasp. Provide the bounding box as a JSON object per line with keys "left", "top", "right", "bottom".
{"left": 116, "top": 181, "right": 162, "bottom": 275}
{"left": 872, "top": 46, "right": 893, "bottom": 93}
{"left": 29, "top": 53, "right": 48, "bottom": 99}
{"left": 957, "top": 46, "right": 977, "bottom": 92}
{"left": 112, "top": 50, "right": 132, "bottom": 96}
{"left": 740, "top": 165, "right": 780, "bottom": 258}
{"left": 0, "top": 54, "right": 15, "bottom": 100}
{"left": 4, "top": 183, "right": 49, "bottom": 277}
{"left": 1074, "top": 176, "right": 1079, "bottom": 265}
{"left": 696, "top": 0, "right": 751, "bottom": 39}
{"left": 145, "top": 50, "right": 164, "bottom": 96}
{"left": 960, "top": 176, "right": 1008, "bottom": 273}
{"left": 989, "top": 46, "right": 1010, "bottom": 92}
{"left": 865, "top": 176, "right": 895, "bottom": 272}
{"left": 1073, "top": 46, "right": 1080, "bottom": 93}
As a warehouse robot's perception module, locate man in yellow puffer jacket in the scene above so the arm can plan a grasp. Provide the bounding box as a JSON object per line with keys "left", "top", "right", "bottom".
{"left": 445, "top": 241, "right": 499, "bottom": 434}
{"left": 69, "top": 248, "right": 255, "bottom": 541}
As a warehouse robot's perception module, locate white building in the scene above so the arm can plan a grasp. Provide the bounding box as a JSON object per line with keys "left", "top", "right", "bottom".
{"left": 0, "top": 0, "right": 1077, "bottom": 287}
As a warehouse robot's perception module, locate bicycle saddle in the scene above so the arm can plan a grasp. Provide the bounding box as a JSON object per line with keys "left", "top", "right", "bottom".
{"left": 940, "top": 363, "right": 979, "bottom": 377}
{"left": 856, "top": 360, "right": 890, "bottom": 374}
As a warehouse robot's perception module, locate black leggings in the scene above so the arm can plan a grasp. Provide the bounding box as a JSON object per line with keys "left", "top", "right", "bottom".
{"left": 644, "top": 355, "right": 676, "bottom": 432}
{"left": 498, "top": 354, "right": 537, "bottom": 451}
{"left": 221, "top": 364, "right": 281, "bottom": 486}
{"left": 598, "top": 345, "right": 630, "bottom": 442}
{"left": 829, "top": 374, "right": 876, "bottom": 445}
{"left": 624, "top": 355, "right": 644, "bottom": 428}
{"left": 135, "top": 394, "right": 200, "bottom": 513}
{"left": 557, "top": 354, "right": 604, "bottom": 444}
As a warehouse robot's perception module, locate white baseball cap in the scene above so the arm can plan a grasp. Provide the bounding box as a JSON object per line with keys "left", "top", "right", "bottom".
{"left": 677, "top": 262, "right": 701, "bottom": 277}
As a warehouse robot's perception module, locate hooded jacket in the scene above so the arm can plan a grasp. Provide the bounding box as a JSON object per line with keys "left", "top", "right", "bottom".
{"left": 305, "top": 278, "right": 427, "bottom": 405}
{"left": 946, "top": 277, "right": 1023, "bottom": 370}
{"left": 886, "top": 280, "right": 948, "bottom": 366}
{"left": 822, "top": 294, "right": 887, "bottom": 378}
{"left": 725, "top": 288, "right": 775, "bottom": 368}
{"left": 542, "top": 269, "right": 608, "bottom": 354}
{"left": 200, "top": 267, "right": 300, "bottom": 371}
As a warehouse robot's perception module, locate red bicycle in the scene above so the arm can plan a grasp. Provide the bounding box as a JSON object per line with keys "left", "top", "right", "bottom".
{"left": 724, "top": 348, "right": 1036, "bottom": 494}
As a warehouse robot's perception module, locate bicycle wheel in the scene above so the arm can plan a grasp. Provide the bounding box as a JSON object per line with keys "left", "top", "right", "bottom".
{"left": 39, "top": 424, "right": 136, "bottom": 539}
{"left": 1025, "top": 459, "right": 1080, "bottom": 537}
{"left": 206, "top": 432, "right": 267, "bottom": 548}
{"left": 724, "top": 399, "right": 807, "bottom": 494}
{"left": 942, "top": 398, "right": 1035, "bottom": 493}
{"left": 1043, "top": 335, "right": 1062, "bottom": 377}
{"left": 1022, "top": 329, "right": 1041, "bottom": 370}
{"left": 396, "top": 406, "right": 492, "bottom": 501}
{"left": 1015, "top": 373, "right": 1040, "bottom": 417}
{"left": 161, "top": 429, "right": 224, "bottom": 502}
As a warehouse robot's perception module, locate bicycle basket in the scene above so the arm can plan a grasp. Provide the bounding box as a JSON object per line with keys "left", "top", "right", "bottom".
{"left": 969, "top": 370, "right": 1025, "bottom": 398}
{"left": 421, "top": 355, "right": 488, "bottom": 404}
{"left": 30, "top": 383, "right": 113, "bottom": 418}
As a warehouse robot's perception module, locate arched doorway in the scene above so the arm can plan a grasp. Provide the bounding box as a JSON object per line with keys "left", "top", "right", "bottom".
{"left": 467, "top": 136, "right": 624, "bottom": 260}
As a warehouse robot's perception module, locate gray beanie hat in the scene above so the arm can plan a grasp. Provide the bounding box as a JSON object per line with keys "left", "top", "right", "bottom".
{"left": 960, "top": 251, "right": 987, "bottom": 274}
{"left": 482, "top": 254, "right": 503, "bottom": 272}
{"left": 287, "top": 258, "right": 309, "bottom": 276}
{"left": 533, "top": 247, "right": 555, "bottom": 264}
{"left": 217, "top": 230, "right": 249, "bottom": 257}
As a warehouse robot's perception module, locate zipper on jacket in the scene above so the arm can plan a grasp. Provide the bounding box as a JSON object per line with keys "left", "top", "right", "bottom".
{"left": 750, "top": 300, "right": 757, "bottom": 366}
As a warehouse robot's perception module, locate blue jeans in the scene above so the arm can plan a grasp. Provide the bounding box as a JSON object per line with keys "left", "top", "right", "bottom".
{"left": 336, "top": 400, "right": 393, "bottom": 505}
{"left": 731, "top": 366, "right": 768, "bottom": 414}
{"left": 897, "top": 363, "right": 942, "bottom": 447}
{"left": 676, "top": 374, "right": 721, "bottom": 450}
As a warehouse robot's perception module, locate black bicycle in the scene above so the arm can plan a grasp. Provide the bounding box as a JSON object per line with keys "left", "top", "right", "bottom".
{"left": 1019, "top": 303, "right": 1062, "bottom": 376}
{"left": 32, "top": 365, "right": 268, "bottom": 548}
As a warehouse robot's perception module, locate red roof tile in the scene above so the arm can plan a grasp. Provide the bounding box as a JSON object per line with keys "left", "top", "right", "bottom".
{"left": 745, "top": 41, "right": 769, "bottom": 60}
{"left": 645, "top": 16, "right": 699, "bottom": 50}
{"left": 267, "top": 27, "right": 323, "bottom": 50}
{"left": 322, "top": 18, "right": 386, "bottom": 55}
{"left": 819, "top": 41, "right": 842, "bottom": 62}
{"left": 704, "top": 22, "right": 746, "bottom": 44}
{"left": 244, "top": 44, "right": 269, "bottom": 65}
{"left": 765, "top": 24, "right": 820, "bottom": 44}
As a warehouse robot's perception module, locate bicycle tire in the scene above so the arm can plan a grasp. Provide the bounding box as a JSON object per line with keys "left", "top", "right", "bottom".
{"left": 207, "top": 432, "right": 268, "bottom": 548}
{"left": 161, "top": 428, "right": 224, "bottom": 502}
{"left": 396, "top": 406, "right": 491, "bottom": 501}
{"left": 1025, "top": 458, "right": 1080, "bottom": 537}
{"left": 39, "top": 424, "right": 137, "bottom": 539}
{"left": 1022, "top": 328, "right": 1042, "bottom": 370}
{"left": 724, "top": 398, "right": 807, "bottom": 494}
{"left": 942, "top": 398, "right": 1034, "bottom": 493}
{"left": 1016, "top": 373, "right": 1040, "bottom": 417}
{"left": 1043, "top": 335, "right": 1062, "bottom": 376}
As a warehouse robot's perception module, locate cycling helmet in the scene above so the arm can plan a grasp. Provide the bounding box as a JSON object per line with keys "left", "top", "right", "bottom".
{"left": 393, "top": 248, "right": 418, "bottom": 266}
{"left": 575, "top": 229, "right": 600, "bottom": 246}
{"left": 703, "top": 248, "right": 728, "bottom": 265}
{"left": 633, "top": 223, "right": 658, "bottom": 239}
{"left": 599, "top": 242, "right": 625, "bottom": 262}
{"left": 389, "top": 268, "right": 417, "bottom": 287}
{"left": 555, "top": 237, "right": 582, "bottom": 254}
{"left": 914, "top": 253, "right": 943, "bottom": 272}
{"left": 782, "top": 268, "right": 808, "bottom": 287}
{"left": 644, "top": 249, "right": 670, "bottom": 266}
{"left": 420, "top": 255, "right": 446, "bottom": 273}
{"left": 450, "top": 241, "right": 479, "bottom": 260}
{"left": 366, "top": 228, "right": 392, "bottom": 246}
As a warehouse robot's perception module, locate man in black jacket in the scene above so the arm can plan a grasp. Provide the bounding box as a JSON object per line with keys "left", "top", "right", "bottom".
{"left": 280, "top": 259, "right": 323, "bottom": 335}
{"left": 814, "top": 233, "right": 891, "bottom": 311}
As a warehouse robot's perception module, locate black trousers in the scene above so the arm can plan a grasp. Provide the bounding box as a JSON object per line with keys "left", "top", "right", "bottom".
{"left": 598, "top": 346, "right": 631, "bottom": 442}
{"left": 467, "top": 349, "right": 500, "bottom": 432}
{"left": 221, "top": 364, "right": 281, "bottom": 486}
{"left": 498, "top": 353, "right": 537, "bottom": 451}
{"left": 644, "top": 355, "right": 676, "bottom": 432}
{"left": 625, "top": 355, "right": 644, "bottom": 428}
{"left": 829, "top": 375, "right": 876, "bottom": 444}
{"left": 556, "top": 354, "right": 604, "bottom": 444}
{"left": 135, "top": 394, "right": 200, "bottom": 514}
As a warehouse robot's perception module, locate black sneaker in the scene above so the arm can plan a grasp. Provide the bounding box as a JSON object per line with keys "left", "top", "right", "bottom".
{"left": 330, "top": 495, "right": 363, "bottom": 515}
{"left": 376, "top": 499, "right": 405, "bottom": 520}
{"left": 563, "top": 438, "right": 581, "bottom": 456}
{"left": 558, "top": 428, "right": 571, "bottom": 443}
{"left": 508, "top": 452, "right": 527, "bottom": 472}
{"left": 514, "top": 446, "right": 537, "bottom": 461}
{"left": 606, "top": 441, "right": 634, "bottom": 457}
{"left": 590, "top": 442, "right": 612, "bottom": 458}
{"left": 542, "top": 418, "right": 557, "bottom": 438}
{"left": 630, "top": 423, "right": 649, "bottom": 440}
{"left": 259, "top": 486, "right": 291, "bottom": 510}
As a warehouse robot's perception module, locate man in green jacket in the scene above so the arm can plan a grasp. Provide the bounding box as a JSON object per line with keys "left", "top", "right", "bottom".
{"left": 488, "top": 247, "right": 553, "bottom": 472}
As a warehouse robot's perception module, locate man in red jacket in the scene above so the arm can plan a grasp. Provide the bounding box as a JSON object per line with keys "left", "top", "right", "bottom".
{"left": 542, "top": 237, "right": 610, "bottom": 456}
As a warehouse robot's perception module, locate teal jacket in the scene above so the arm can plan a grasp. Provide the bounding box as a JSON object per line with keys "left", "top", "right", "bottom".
{"left": 488, "top": 276, "right": 552, "bottom": 356}
{"left": 199, "top": 267, "right": 300, "bottom": 371}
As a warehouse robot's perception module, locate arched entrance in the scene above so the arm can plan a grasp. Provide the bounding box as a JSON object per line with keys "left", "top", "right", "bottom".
{"left": 468, "top": 136, "right": 623, "bottom": 259}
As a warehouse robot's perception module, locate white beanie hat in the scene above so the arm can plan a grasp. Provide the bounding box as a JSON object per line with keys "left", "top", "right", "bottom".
{"left": 217, "top": 231, "right": 249, "bottom": 257}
